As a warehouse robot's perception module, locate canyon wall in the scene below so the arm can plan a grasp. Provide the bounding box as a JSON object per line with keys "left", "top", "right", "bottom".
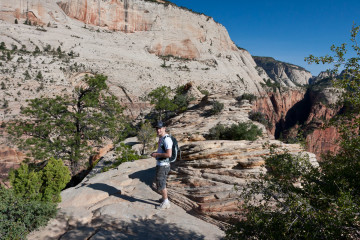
{"left": 253, "top": 77, "right": 343, "bottom": 159}
{"left": 302, "top": 81, "right": 342, "bottom": 159}
{"left": 253, "top": 89, "right": 307, "bottom": 136}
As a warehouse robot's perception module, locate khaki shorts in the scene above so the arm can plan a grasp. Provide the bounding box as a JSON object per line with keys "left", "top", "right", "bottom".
{"left": 156, "top": 165, "right": 170, "bottom": 191}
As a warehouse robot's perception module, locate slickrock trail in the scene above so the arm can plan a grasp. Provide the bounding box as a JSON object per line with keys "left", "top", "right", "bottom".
{"left": 28, "top": 158, "right": 225, "bottom": 240}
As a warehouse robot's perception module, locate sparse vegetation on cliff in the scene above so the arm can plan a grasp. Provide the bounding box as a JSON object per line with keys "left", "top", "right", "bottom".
{"left": 208, "top": 100, "right": 224, "bottom": 115}
{"left": 248, "top": 111, "right": 272, "bottom": 129}
{"left": 206, "top": 122, "right": 262, "bottom": 141}
{"left": 144, "top": 84, "right": 194, "bottom": 120}
{"left": 236, "top": 93, "right": 257, "bottom": 103}
{"left": 137, "top": 121, "right": 157, "bottom": 155}
{"left": 102, "top": 143, "right": 140, "bottom": 172}
{"left": 261, "top": 78, "right": 282, "bottom": 92}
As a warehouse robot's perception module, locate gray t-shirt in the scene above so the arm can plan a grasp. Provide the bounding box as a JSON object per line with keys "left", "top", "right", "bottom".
{"left": 156, "top": 134, "right": 173, "bottom": 166}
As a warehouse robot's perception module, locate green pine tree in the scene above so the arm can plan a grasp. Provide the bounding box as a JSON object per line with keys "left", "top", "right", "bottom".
{"left": 8, "top": 74, "right": 128, "bottom": 174}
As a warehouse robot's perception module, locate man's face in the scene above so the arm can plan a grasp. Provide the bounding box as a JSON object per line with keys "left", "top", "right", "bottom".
{"left": 156, "top": 127, "right": 166, "bottom": 137}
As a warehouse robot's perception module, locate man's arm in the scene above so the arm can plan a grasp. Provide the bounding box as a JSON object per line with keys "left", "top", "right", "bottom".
{"left": 151, "top": 149, "right": 172, "bottom": 159}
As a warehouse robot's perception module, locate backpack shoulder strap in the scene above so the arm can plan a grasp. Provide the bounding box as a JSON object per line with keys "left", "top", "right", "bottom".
{"left": 161, "top": 135, "right": 170, "bottom": 152}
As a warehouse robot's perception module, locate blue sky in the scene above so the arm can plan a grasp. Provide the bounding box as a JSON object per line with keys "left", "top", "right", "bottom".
{"left": 170, "top": 0, "right": 360, "bottom": 76}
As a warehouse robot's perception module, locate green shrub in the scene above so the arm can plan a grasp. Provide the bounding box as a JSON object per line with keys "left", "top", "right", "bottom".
{"left": 6, "top": 51, "right": 11, "bottom": 61}
{"left": 102, "top": 143, "right": 140, "bottom": 172}
{"left": 0, "top": 186, "right": 57, "bottom": 240}
{"left": 248, "top": 111, "right": 272, "bottom": 129}
{"left": 41, "top": 158, "right": 71, "bottom": 202}
{"left": 34, "top": 46, "right": 41, "bottom": 54}
{"left": 10, "top": 158, "right": 71, "bottom": 203}
{"left": 137, "top": 122, "right": 157, "bottom": 155}
{"left": 201, "top": 89, "right": 209, "bottom": 96}
{"left": 171, "top": 84, "right": 195, "bottom": 113}
{"left": 0, "top": 42, "right": 6, "bottom": 50}
{"left": 23, "top": 70, "right": 31, "bottom": 80}
{"left": 197, "top": 86, "right": 210, "bottom": 96}
{"left": 36, "top": 71, "right": 43, "bottom": 80}
{"left": 43, "top": 44, "right": 51, "bottom": 52}
{"left": 236, "top": 93, "right": 257, "bottom": 103}
{"left": 207, "top": 122, "right": 262, "bottom": 141}
{"left": 209, "top": 100, "right": 224, "bottom": 115}
{"left": 261, "top": 78, "right": 281, "bottom": 92}
{"left": 9, "top": 163, "right": 42, "bottom": 201}
{"left": 226, "top": 142, "right": 360, "bottom": 239}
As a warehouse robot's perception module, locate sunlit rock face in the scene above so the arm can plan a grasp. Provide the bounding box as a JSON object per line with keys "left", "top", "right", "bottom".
{"left": 254, "top": 56, "right": 313, "bottom": 86}
{"left": 57, "top": 0, "right": 237, "bottom": 60}
{"left": 167, "top": 140, "right": 317, "bottom": 227}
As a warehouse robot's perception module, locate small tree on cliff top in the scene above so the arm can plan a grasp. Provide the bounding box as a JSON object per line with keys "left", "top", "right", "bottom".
{"left": 146, "top": 86, "right": 177, "bottom": 120}
{"left": 137, "top": 121, "right": 157, "bottom": 155}
{"left": 8, "top": 74, "right": 128, "bottom": 174}
{"left": 226, "top": 24, "right": 360, "bottom": 240}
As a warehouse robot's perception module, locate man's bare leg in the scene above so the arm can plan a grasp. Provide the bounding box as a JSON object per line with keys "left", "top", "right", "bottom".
{"left": 161, "top": 188, "right": 168, "bottom": 201}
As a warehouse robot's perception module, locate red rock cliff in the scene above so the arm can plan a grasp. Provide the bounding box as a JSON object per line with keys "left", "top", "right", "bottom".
{"left": 253, "top": 90, "right": 306, "bottom": 136}
{"left": 253, "top": 89, "right": 341, "bottom": 159}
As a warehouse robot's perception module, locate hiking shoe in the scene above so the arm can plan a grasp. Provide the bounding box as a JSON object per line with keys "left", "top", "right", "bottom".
{"left": 157, "top": 201, "right": 170, "bottom": 210}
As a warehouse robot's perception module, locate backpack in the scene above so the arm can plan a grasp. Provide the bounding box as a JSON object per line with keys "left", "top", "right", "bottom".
{"left": 161, "top": 135, "right": 181, "bottom": 163}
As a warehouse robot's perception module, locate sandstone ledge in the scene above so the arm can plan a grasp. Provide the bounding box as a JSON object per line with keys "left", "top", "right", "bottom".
{"left": 28, "top": 158, "right": 225, "bottom": 240}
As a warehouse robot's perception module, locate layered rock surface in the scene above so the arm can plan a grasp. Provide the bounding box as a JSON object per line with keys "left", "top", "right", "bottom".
{"left": 167, "top": 140, "right": 316, "bottom": 227}
{"left": 254, "top": 56, "right": 312, "bottom": 86}
{"left": 28, "top": 158, "right": 225, "bottom": 240}
{"left": 161, "top": 92, "right": 317, "bottom": 227}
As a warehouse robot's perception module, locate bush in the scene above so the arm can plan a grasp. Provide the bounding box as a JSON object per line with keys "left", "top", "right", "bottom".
{"left": 248, "top": 111, "right": 272, "bottom": 129}
{"left": 43, "top": 44, "right": 51, "bottom": 52}
{"left": 9, "top": 163, "right": 42, "bottom": 201}
{"left": 10, "top": 158, "right": 71, "bottom": 203}
{"left": 226, "top": 145, "right": 360, "bottom": 240}
{"left": 102, "top": 143, "right": 140, "bottom": 172}
{"left": 36, "top": 71, "right": 43, "bottom": 80}
{"left": 0, "top": 186, "right": 57, "bottom": 240}
{"left": 207, "top": 122, "right": 262, "bottom": 141}
{"left": 137, "top": 122, "right": 156, "bottom": 155}
{"left": 209, "top": 100, "right": 224, "bottom": 115}
{"left": 261, "top": 78, "right": 281, "bottom": 92}
{"left": 41, "top": 158, "right": 71, "bottom": 202}
{"left": 236, "top": 93, "right": 257, "bottom": 103}
{"left": 197, "top": 86, "right": 210, "bottom": 96}
{"left": 0, "top": 42, "right": 6, "bottom": 50}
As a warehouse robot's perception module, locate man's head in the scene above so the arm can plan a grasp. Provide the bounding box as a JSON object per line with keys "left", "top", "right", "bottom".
{"left": 155, "top": 121, "right": 166, "bottom": 137}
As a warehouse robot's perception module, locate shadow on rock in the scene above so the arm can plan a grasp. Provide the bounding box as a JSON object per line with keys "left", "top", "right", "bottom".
{"left": 52, "top": 215, "right": 207, "bottom": 240}
{"left": 87, "top": 183, "right": 157, "bottom": 207}
{"left": 128, "top": 166, "right": 155, "bottom": 187}
{"left": 87, "top": 183, "right": 121, "bottom": 195}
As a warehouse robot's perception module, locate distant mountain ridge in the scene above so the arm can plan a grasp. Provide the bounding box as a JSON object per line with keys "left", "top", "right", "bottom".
{"left": 254, "top": 56, "right": 312, "bottom": 86}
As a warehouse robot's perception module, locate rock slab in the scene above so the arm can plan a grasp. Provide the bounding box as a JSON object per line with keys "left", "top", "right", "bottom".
{"left": 28, "top": 158, "right": 225, "bottom": 240}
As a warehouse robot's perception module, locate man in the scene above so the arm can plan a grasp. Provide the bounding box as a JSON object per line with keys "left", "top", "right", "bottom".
{"left": 151, "top": 121, "right": 172, "bottom": 210}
